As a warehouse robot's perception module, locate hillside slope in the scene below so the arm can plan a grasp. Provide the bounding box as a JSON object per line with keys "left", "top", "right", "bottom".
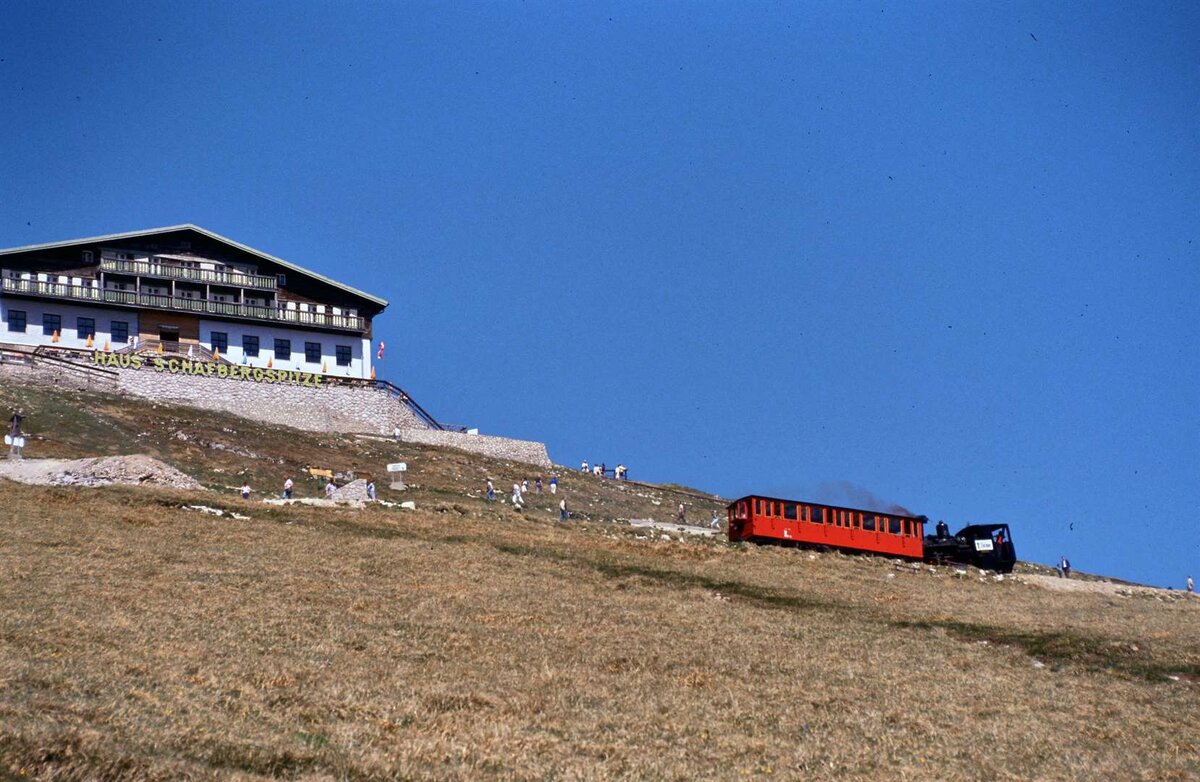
{"left": 1, "top": 382, "right": 1198, "bottom": 781}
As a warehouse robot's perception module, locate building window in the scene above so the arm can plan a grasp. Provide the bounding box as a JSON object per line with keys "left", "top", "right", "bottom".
{"left": 43, "top": 313, "right": 61, "bottom": 336}
{"left": 242, "top": 335, "right": 259, "bottom": 358}
{"left": 76, "top": 318, "right": 96, "bottom": 340}
{"left": 274, "top": 338, "right": 290, "bottom": 361}
{"left": 210, "top": 331, "right": 228, "bottom": 353}
{"left": 304, "top": 341, "right": 321, "bottom": 363}
{"left": 82, "top": 250, "right": 93, "bottom": 263}
{"left": 335, "top": 345, "right": 352, "bottom": 366}
{"left": 6, "top": 309, "right": 26, "bottom": 333}
{"left": 276, "top": 273, "right": 287, "bottom": 287}
{"left": 111, "top": 321, "right": 129, "bottom": 343}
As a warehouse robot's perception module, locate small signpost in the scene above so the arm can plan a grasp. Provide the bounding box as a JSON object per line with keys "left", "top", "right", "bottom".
{"left": 387, "top": 461, "right": 407, "bottom": 490}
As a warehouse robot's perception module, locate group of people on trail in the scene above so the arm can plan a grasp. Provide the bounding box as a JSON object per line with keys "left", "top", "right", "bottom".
{"left": 676, "top": 501, "right": 720, "bottom": 532}
{"left": 580, "top": 460, "right": 628, "bottom": 480}
{"left": 486, "top": 474, "right": 569, "bottom": 521}
{"left": 238, "top": 475, "right": 377, "bottom": 502}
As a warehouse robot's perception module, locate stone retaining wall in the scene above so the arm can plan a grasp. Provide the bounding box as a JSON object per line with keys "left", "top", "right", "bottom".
{"left": 0, "top": 359, "right": 118, "bottom": 392}
{"left": 399, "top": 428, "right": 552, "bottom": 468}
{"left": 1, "top": 355, "right": 553, "bottom": 468}
{"left": 116, "top": 368, "right": 429, "bottom": 436}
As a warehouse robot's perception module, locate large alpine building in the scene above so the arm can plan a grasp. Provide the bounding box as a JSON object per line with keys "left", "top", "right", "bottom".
{"left": 0, "top": 225, "right": 385, "bottom": 379}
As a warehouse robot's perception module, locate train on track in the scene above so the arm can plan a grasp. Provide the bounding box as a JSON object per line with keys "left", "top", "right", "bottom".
{"left": 725, "top": 494, "right": 1016, "bottom": 573}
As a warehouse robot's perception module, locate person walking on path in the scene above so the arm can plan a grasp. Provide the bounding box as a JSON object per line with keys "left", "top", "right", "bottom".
{"left": 486, "top": 479, "right": 495, "bottom": 502}
{"left": 710, "top": 510, "right": 721, "bottom": 529}
{"left": 241, "top": 483, "right": 251, "bottom": 500}
{"left": 677, "top": 502, "right": 686, "bottom": 524}
{"left": 522, "top": 479, "right": 530, "bottom": 495}
{"left": 282, "top": 477, "right": 294, "bottom": 500}
{"left": 535, "top": 475, "right": 543, "bottom": 494}
{"left": 512, "top": 482, "right": 523, "bottom": 509}
{"left": 581, "top": 460, "right": 589, "bottom": 473}
{"left": 1188, "top": 575, "right": 1194, "bottom": 594}
{"left": 325, "top": 481, "right": 336, "bottom": 499}
{"left": 549, "top": 475, "right": 558, "bottom": 495}
{"left": 559, "top": 498, "right": 568, "bottom": 521}
{"left": 366, "top": 481, "right": 376, "bottom": 501}
{"left": 1061, "top": 556, "right": 1072, "bottom": 579}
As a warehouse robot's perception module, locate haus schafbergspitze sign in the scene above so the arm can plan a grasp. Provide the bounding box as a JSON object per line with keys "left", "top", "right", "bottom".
{"left": 91, "top": 351, "right": 325, "bottom": 387}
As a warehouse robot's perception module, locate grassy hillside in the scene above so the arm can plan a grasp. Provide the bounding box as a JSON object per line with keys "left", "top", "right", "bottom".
{"left": 1, "top": 382, "right": 1198, "bottom": 780}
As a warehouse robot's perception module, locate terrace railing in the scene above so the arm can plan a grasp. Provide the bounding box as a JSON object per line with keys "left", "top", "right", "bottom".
{"left": 1, "top": 275, "right": 365, "bottom": 332}
{"left": 101, "top": 258, "right": 277, "bottom": 290}
{"left": 374, "top": 379, "right": 450, "bottom": 431}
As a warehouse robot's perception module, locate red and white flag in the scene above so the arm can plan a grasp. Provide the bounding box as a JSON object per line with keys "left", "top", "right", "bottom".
{"left": 377, "top": 340, "right": 385, "bottom": 360}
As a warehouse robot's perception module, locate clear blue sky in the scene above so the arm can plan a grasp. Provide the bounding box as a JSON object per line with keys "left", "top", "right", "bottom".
{"left": 2, "top": 2, "right": 1197, "bottom": 587}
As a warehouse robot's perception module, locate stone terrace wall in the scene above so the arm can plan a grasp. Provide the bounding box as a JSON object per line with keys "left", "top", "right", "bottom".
{"left": 0, "top": 357, "right": 119, "bottom": 393}
{"left": 117, "top": 368, "right": 428, "bottom": 436}
{"left": 400, "top": 428, "right": 552, "bottom": 469}
{"left": 2, "top": 354, "right": 555, "bottom": 469}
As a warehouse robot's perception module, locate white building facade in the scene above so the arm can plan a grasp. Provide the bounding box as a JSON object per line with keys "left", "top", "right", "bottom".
{"left": 0, "top": 225, "right": 386, "bottom": 380}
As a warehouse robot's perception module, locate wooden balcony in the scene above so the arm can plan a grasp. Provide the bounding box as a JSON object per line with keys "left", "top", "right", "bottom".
{"left": 101, "top": 257, "right": 278, "bottom": 289}
{"left": 1, "top": 275, "right": 366, "bottom": 333}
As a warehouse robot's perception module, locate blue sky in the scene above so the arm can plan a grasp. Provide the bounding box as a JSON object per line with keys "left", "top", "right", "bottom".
{"left": 2, "top": 2, "right": 1197, "bottom": 587}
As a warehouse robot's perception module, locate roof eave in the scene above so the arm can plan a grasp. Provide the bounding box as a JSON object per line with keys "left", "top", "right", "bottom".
{"left": 0, "top": 224, "right": 389, "bottom": 310}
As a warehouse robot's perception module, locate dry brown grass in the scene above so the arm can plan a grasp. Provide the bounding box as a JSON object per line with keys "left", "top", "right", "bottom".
{"left": 1, "top": 383, "right": 1199, "bottom": 780}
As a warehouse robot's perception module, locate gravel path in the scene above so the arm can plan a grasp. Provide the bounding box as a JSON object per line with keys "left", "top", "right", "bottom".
{"left": 1018, "top": 573, "right": 1194, "bottom": 600}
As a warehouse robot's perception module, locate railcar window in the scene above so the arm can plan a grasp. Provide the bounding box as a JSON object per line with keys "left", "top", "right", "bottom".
{"left": 904, "top": 519, "right": 914, "bottom": 536}
{"left": 888, "top": 517, "right": 902, "bottom": 534}
{"left": 755, "top": 499, "right": 763, "bottom": 515}
{"left": 783, "top": 503, "right": 798, "bottom": 520}
{"left": 812, "top": 506, "right": 825, "bottom": 523}
{"left": 737, "top": 502, "right": 747, "bottom": 519}
{"left": 864, "top": 514, "right": 876, "bottom": 531}
{"left": 837, "top": 510, "right": 845, "bottom": 527}
{"left": 769, "top": 502, "right": 777, "bottom": 516}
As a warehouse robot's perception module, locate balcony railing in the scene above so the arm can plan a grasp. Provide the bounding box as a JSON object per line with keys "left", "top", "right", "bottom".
{"left": 101, "top": 258, "right": 277, "bottom": 290}
{"left": 2, "top": 276, "right": 365, "bottom": 332}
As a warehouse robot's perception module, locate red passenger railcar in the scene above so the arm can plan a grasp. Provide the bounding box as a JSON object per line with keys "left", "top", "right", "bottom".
{"left": 726, "top": 495, "right": 925, "bottom": 560}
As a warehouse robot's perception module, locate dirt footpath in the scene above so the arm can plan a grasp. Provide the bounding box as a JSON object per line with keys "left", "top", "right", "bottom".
{"left": 1018, "top": 573, "right": 1195, "bottom": 601}
{"left": 0, "top": 455, "right": 202, "bottom": 490}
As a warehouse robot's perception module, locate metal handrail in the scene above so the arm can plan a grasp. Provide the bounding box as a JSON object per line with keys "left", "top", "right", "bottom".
{"left": 1, "top": 276, "right": 365, "bottom": 332}
{"left": 29, "top": 345, "right": 119, "bottom": 378}
{"left": 374, "top": 379, "right": 445, "bottom": 430}
{"left": 101, "top": 258, "right": 277, "bottom": 289}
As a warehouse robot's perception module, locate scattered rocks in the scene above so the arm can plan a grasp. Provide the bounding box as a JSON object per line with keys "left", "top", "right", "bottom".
{"left": 0, "top": 455, "right": 203, "bottom": 490}
{"left": 182, "top": 505, "right": 251, "bottom": 521}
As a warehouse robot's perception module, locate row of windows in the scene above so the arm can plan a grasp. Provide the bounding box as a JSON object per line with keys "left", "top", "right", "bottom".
{"left": 5, "top": 311, "right": 127, "bottom": 341}
{"left": 4, "top": 311, "right": 355, "bottom": 367}
{"left": 751, "top": 498, "right": 915, "bottom": 536}
{"left": 211, "top": 332, "right": 353, "bottom": 366}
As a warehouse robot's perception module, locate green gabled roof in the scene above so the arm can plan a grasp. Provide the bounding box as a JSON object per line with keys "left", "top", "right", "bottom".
{"left": 0, "top": 224, "right": 389, "bottom": 309}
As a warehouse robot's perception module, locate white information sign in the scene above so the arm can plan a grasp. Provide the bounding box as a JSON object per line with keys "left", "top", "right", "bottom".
{"left": 387, "top": 462, "right": 408, "bottom": 473}
{"left": 974, "top": 538, "right": 994, "bottom": 552}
